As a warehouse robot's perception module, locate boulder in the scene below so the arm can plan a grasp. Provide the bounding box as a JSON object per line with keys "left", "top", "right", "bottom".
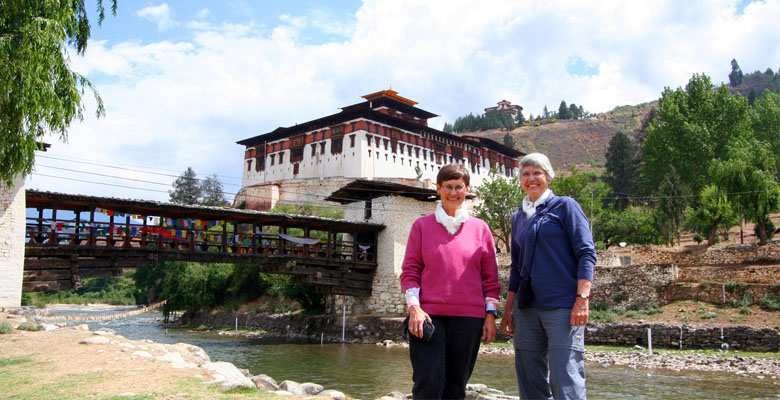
{"left": 79, "top": 336, "right": 110, "bottom": 345}
{"left": 300, "top": 382, "right": 324, "bottom": 395}
{"left": 250, "top": 375, "right": 280, "bottom": 392}
{"left": 318, "top": 389, "right": 347, "bottom": 399}
{"left": 279, "top": 380, "right": 306, "bottom": 395}
{"left": 383, "top": 391, "right": 408, "bottom": 400}
{"left": 203, "top": 361, "right": 255, "bottom": 391}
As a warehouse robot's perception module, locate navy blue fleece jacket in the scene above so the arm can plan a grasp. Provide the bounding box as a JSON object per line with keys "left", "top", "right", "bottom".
{"left": 508, "top": 193, "right": 597, "bottom": 309}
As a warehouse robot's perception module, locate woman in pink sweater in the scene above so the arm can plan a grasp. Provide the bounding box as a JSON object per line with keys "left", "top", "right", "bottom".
{"left": 400, "top": 163, "right": 501, "bottom": 400}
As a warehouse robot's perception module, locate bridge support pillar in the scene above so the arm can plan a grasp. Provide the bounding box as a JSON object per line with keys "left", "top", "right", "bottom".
{"left": 335, "top": 195, "right": 436, "bottom": 316}
{"left": 0, "top": 175, "right": 26, "bottom": 307}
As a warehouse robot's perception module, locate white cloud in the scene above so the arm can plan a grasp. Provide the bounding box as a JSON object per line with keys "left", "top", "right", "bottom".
{"left": 29, "top": 0, "right": 780, "bottom": 200}
{"left": 136, "top": 3, "right": 179, "bottom": 31}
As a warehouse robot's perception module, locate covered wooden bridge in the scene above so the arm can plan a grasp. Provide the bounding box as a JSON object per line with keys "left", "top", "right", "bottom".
{"left": 24, "top": 190, "right": 384, "bottom": 296}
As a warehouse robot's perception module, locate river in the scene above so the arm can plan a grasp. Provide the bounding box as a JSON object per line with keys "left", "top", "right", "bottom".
{"left": 49, "top": 306, "right": 779, "bottom": 399}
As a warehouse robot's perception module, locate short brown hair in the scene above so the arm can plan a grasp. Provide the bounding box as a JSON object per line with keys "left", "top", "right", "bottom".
{"left": 436, "top": 163, "right": 470, "bottom": 186}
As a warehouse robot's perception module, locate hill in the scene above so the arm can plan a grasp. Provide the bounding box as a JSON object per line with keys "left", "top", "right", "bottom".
{"left": 460, "top": 101, "right": 657, "bottom": 171}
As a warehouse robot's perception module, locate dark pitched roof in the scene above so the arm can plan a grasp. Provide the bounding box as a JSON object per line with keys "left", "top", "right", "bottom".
{"left": 325, "top": 179, "right": 475, "bottom": 204}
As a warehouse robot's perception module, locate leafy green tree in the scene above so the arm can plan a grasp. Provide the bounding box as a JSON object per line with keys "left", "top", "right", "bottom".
{"left": 642, "top": 73, "right": 752, "bottom": 196}
{"left": 200, "top": 174, "right": 227, "bottom": 206}
{"left": 516, "top": 110, "right": 525, "bottom": 125}
{"left": 729, "top": 58, "right": 744, "bottom": 86}
{"left": 711, "top": 141, "right": 780, "bottom": 244}
{"left": 655, "top": 170, "right": 692, "bottom": 246}
{"left": 472, "top": 169, "right": 525, "bottom": 252}
{"left": 594, "top": 207, "right": 663, "bottom": 248}
{"left": 752, "top": 90, "right": 780, "bottom": 173}
{"left": 685, "top": 185, "right": 738, "bottom": 245}
{"left": 558, "top": 100, "right": 570, "bottom": 120}
{"left": 169, "top": 167, "right": 201, "bottom": 205}
{"left": 604, "top": 131, "right": 640, "bottom": 209}
{"left": 0, "top": 0, "right": 117, "bottom": 186}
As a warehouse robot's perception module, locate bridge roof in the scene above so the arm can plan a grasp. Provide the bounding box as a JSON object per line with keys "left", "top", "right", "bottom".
{"left": 325, "top": 179, "right": 476, "bottom": 204}
{"left": 26, "top": 190, "right": 385, "bottom": 233}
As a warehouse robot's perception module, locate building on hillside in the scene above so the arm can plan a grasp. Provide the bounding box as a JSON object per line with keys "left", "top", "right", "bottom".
{"left": 484, "top": 100, "right": 523, "bottom": 120}
{"left": 235, "top": 89, "right": 524, "bottom": 211}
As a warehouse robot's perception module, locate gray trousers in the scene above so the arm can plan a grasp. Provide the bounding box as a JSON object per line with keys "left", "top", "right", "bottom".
{"left": 513, "top": 307, "right": 586, "bottom": 400}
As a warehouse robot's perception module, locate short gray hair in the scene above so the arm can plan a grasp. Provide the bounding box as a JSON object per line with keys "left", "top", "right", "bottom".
{"left": 519, "top": 153, "right": 555, "bottom": 180}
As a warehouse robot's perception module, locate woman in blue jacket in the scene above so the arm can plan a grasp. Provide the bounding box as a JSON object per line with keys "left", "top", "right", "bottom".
{"left": 500, "top": 152, "right": 597, "bottom": 400}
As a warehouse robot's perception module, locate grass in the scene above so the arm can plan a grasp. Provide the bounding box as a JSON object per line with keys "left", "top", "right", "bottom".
{"left": 0, "top": 321, "right": 12, "bottom": 334}
{"left": 0, "top": 356, "right": 278, "bottom": 400}
{"left": 586, "top": 344, "right": 780, "bottom": 360}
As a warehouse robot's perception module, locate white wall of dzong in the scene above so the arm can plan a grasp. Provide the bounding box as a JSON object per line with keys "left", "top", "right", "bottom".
{"left": 0, "top": 174, "right": 25, "bottom": 307}
{"left": 240, "top": 118, "right": 518, "bottom": 193}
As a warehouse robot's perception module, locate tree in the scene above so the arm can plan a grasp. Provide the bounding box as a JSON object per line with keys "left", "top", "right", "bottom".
{"left": 752, "top": 90, "right": 780, "bottom": 173}
{"left": 685, "top": 185, "right": 738, "bottom": 245}
{"left": 503, "top": 134, "right": 516, "bottom": 150}
{"left": 543, "top": 105, "right": 549, "bottom": 119}
{"left": 472, "top": 169, "right": 525, "bottom": 252}
{"left": 568, "top": 103, "right": 579, "bottom": 120}
{"left": 169, "top": 167, "right": 201, "bottom": 205}
{"left": 200, "top": 174, "right": 227, "bottom": 206}
{"left": 594, "top": 207, "right": 663, "bottom": 248}
{"left": 711, "top": 141, "right": 780, "bottom": 244}
{"left": 0, "top": 1, "right": 117, "bottom": 186}
{"left": 641, "top": 73, "right": 752, "bottom": 196}
{"left": 549, "top": 168, "right": 610, "bottom": 228}
{"left": 604, "top": 131, "right": 640, "bottom": 209}
{"left": 729, "top": 58, "right": 744, "bottom": 86}
{"left": 558, "top": 100, "right": 570, "bottom": 120}
{"left": 655, "top": 169, "right": 692, "bottom": 246}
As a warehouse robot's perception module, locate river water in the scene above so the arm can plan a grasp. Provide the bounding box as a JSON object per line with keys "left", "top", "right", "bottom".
{"left": 50, "top": 307, "right": 779, "bottom": 399}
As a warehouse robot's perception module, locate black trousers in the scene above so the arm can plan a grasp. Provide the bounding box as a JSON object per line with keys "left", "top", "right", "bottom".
{"left": 409, "top": 315, "right": 484, "bottom": 400}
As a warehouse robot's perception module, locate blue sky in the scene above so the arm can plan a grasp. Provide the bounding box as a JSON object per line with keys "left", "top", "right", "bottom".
{"left": 26, "top": 0, "right": 780, "bottom": 203}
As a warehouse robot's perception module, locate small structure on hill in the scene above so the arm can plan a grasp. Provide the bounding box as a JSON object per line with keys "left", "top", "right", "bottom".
{"left": 484, "top": 100, "right": 523, "bottom": 120}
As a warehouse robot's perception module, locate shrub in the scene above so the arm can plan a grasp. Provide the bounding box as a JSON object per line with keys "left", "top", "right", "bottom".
{"left": 724, "top": 280, "right": 747, "bottom": 294}
{"left": 15, "top": 322, "right": 42, "bottom": 331}
{"left": 590, "top": 309, "right": 618, "bottom": 323}
{"left": 739, "top": 305, "right": 752, "bottom": 315}
{"left": 759, "top": 293, "right": 780, "bottom": 311}
{"left": 0, "top": 322, "right": 13, "bottom": 334}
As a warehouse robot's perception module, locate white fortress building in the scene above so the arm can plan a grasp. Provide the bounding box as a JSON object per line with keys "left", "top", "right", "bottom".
{"left": 234, "top": 89, "right": 523, "bottom": 210}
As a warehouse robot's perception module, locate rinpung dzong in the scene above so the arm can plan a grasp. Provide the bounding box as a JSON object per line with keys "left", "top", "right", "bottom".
{"left": 235, "top": 89, "right": 524, "bottom": 210}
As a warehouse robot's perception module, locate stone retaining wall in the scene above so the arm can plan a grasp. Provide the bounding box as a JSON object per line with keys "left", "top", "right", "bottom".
{"left": 677, "top": 265, "right": 780, "bottom": 284}
{"left": 661, "top": 282, "right": 780, "bottom": 305}
{"left": 628, "top": 242, "right": 780, "bottom": 267}
{"left": 591, "top": 264, "right": 678, "bottom": 308}
{"left": 586, "top": 323, "right": 780, "bottom": 352}
{"left": 182, "top": 311, "right": 780, "bottom": 351}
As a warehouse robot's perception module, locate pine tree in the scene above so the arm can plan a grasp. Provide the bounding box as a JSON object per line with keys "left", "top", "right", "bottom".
{"left": 558, "top": 101, "right": 570, "bottom": 119}
{"left": 604, "top": 132, "right": 639, "bottom": 209}
{"left": 169, "top": 167, "right": 201, "bottom": 205}
{"left": 729, "top": 58, "right": 744, "bottom": 86}
{"left": 200, "top": 174, "right": 227, "bottom": 206}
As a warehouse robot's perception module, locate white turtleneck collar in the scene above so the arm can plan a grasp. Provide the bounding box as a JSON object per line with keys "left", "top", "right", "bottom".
{"left": 522, "top": 189, "right": 552, "bottom": 218}
{"left": 435, "top": 201, "right": 469, "bottom": 234}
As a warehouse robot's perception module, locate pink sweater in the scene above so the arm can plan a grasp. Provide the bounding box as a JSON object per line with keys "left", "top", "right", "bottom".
{"left": 400, "top": 214, "right": 501, "bottom": 318}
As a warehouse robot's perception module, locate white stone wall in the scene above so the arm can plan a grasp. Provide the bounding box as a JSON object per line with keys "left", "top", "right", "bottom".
{"left": 0, "top": 175, "right": 25, "bottom": 307}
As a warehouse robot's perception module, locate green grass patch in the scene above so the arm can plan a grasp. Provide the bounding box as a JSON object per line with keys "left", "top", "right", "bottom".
{"left": 0, "top": 321, "right": 13, "bottom": 334}
{"left": 759, "top": 293, "right": 780, "bottom": 311}
{"left": 15, "top": 322, "right": 42, "bottom": 331}
{"left": 0, "top": 357, "right": 32, "bottom": 367}
{"left": 586, "top": 344, "right": 780, "bottom": 360}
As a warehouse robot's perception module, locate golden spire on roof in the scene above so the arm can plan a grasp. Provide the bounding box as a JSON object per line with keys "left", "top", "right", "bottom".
{"left": 362, "top": 87, "right": 417, "bottom": 106}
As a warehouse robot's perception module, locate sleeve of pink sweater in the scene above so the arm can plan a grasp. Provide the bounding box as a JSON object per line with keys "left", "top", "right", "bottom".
{"left": 400, "top": 218, "right": 423, "bottom": 291}
{"left": 479, "top": 222, "right": 501, "bottom": 300}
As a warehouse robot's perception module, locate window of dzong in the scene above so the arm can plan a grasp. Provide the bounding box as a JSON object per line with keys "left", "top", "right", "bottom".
{"left": 331, "top": 138, "right": 343, "bottom": 154}
{"left": 366, "top": 135, "right": 372, "bottom": 146}
{"left": 436, "top": 153, "right": 442, "bottom": 164}
{"left": 383, "top": 139, "right": 389, "bottom": 151}
{"left": 247, "top": 159, "right": 252, "bottom": 171}
{"left": 349, "top": 135, "right": 355, "bottom": 148}
{"left": 293, "top": 163, "right": 299, "bottom": 175}
{"left": 279, "top": 153, "right": 284, "bottom": 164}
{"left": 311, "top": 144, "right": 317, "bottom": 157}
{"left": 270, "top": 154, "right": 275, "bottom": 166}
{"left": 332, "top": 126, "right": 345, "bottom": 137}
{"left": 256, "top": 156, "right": 265, "bottom": 171}
{"left": 399, "top": 143, "right": 404, "bottom": 153}
{"left": 320, "top": 142, "right": 326, "bottom": 154}
{"left": 291, "top": 147, "right": 304, "bottom": 163}
{"left": 415, "top": 148, "right": 420, "bottom": 158}
{"left": 375, "top": 136, "right": 381, "bottom": 147}
{"left": 408, "top": 146, "right": 412, "bottom": 157}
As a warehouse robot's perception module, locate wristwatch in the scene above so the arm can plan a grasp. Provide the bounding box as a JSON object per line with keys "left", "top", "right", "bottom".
{"left": 577, "top": 293, "right": 590, "bottom": 300}
{"left": 486, "top": 310, "right": 497, "bottom": 316}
